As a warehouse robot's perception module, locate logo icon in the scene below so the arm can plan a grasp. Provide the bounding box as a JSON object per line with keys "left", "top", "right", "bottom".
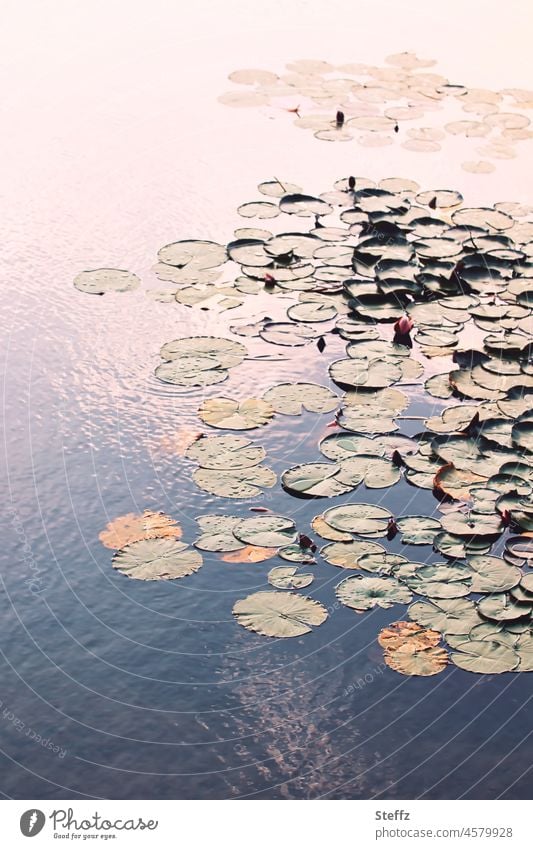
{"left": 20, "top": 810, "right": 45, "bottom": 837}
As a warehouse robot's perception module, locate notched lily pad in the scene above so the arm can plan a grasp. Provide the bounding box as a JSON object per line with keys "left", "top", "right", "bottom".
{"left": 232, "top": 591, "right": 328, "bottom": 637}
{"left": 112, "top": 538, "right": 202, "bottom": 581}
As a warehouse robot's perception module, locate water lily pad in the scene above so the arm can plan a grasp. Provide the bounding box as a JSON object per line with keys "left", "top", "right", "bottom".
{"left": 282, "top": 462, "right": 353, "bottom": 498}
{"left": 262, "top": 382, "right": 339, "bottom": 415}
{"left": 466, "top": 555, "right": 522, "bottom": 593}
{"left": 358, "top": 552, "right": 408, "bottom": 575}
{"left": 396, "top": 516, "right": 442, "bottom": 545}
{"left": 323, "top": 503, "right": 392, "bottom": 536}
{"left": 268, "top": 566, "right": 314, "bottom": 589}
{"left": 280, "top": 193, "right": 333, "bottom": 217}
{"left": 378, "top": 621, "right": 441, "bottom": 651}
{"left": 233, "top": 515, "right": 297, "bottom": 547}
{"left": 74, "top": 268, "right": 140, "bottom": 295}
{"left": 112, "top": 538, "right": 202, "bottom": 581}
{"left": 329, "top": 358, "right": 402, "bottom": 390}
{"left": 311, "top": 514, "right": 352, "bottom": 542}
{"left": 278, "top": 544, "right": 316, "bottom": 564}
{"left": 336, "top": 455, "right": 401, "bottom": 489}
{"left": 232, "top": 591, "right": 328, "bottom": 637}
{"left": 478, "top": 593, "right": 532, "bottom": 622}
{"left": 158, "top": 240, "right": 227, "bottom": 269}
{"left": 441, "top": 511, "right": 504, "bottom": 538}
{"left": 451, "top": 640, "right": 519, "bottom": 673}
{"left": 193, "top": 465, "right": 276, "bottom": 498}
{"left": 99, "top": 510, "right": 182, "bottom": 549}
{"left": 385, "top": 644, "right": 448, "bottom": 676}
{"left": 319, "top": 432, "right": 385, "bottom": 462}
{"left": 320, "top": 539, "right": 385, "bottom": 569}
{"left": 193, "top": 515, "right": 245, "bottom": 552}
{"left": 409, "top": 597, "right": 482, "bottom": 635}
{"left": 396, "top": 561, "right": 472, "bottom": 599}
{"left": 221, "top": 545, "right": 277, "bottom": 563}
{"left": 237, "top": 201, "right": 280, "bottom": 219}
{"left": 259, "top": 322, "right": 318, "bottom": 346}
{"left": 336, "top": 575, "right": 412, "bottom": 611}
{"left": 185, "top": 434, "right": 266, "bottom": 469}
{"left": 198, "top": 398, "right": 274, "bottom": 430}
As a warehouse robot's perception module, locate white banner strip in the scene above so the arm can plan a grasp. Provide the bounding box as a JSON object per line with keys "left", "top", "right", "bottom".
{"left": 1, "top": 800, "right": 530, "bottom": 848}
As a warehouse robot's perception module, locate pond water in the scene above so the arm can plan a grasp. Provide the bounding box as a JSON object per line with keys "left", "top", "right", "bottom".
{"left": 2, "top": 0, "right": 533, "bottom": 799}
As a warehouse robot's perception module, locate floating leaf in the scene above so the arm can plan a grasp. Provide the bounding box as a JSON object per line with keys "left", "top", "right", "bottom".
{"left": 329, "top": 357, "right": 402, "bottom": 389}
{"left": 193, "top": 465, "right": 276, "bottom": 498}
{"left": 323, "top": 503, "right": 392, "bottom": 536}
{"left": 259, "top": 322, "right": 318, "bottom": 346}
{"left": 194, "top": 515, "right": 245, "bottom": 552}
{"left": 478, "top": 593, "right": 532, "bottom": 622}
{"left": 336, "top": 575, "right": 412, "bottom": 611}
{"left": 384, "top": 644, "right": 448, "bottom": 676}
{"left": 396, "top": 516, "right": 442, "bottom": 545}
{"left": 185, "top": 434, "right": 265, "bottom": 469}
{"left": 358, "top": 552, "right": 408, "bottom": 575}
{"left": 74, "top": 268, "right": 140, "bottom": 295}
{"left": 409, "top": 597, "right": 482, "bottom": 635}
{"left": 262, "top": 382, "right": 339, "bottom": 415}
{"left": 232, "top": 515, "right": 297, "bottom": 547}
{"left": 112, "top": 538, "right": 202, "bottom": 581}
{"left": 311, "top": 514, "right": 352, "bottom": 542}
{"left": 99, "top": 510, "right": 182, "bottom": 549}
{"left": 466, "top": 555, "right": 521, "bottom": 593}
{"left": 197, "top": 398, "right": 274, "bottom": 430}
{"left": 232, "top": 591, "right": 328, "bottom": 637}
{"left": 320, "top": 539, "right": 385, "bottom": 569}
{"left": 451, "top": 640, "right": 519, "bottom": 673}
{"left": 282, "top": 462, "right": 353, "bottom": 498}
{"left": 378, "top": 620, "right": 441, "bottom": 651}
{"left": 221, "top": 545, "right": 277, "bottom": 563}
{"left": 268, "top": 566, "right": 314, "bottom": 589}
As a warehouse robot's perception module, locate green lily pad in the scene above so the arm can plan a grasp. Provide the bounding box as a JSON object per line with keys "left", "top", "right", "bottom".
{"left": 336, "top": 575, "right": 412, "bottom": 611}
{"left": 267, "top": 566, "right": 314, "bottom": 589}
{"left": 329, "top": 358, "right": 402, "bottom": 389}
{"left": 197, "top": 398, "right": 274, "bottom": 430}
{"left": 323, "top": 503, "right": 392, "bottom": 536}
{"left": 466, "top": 555, "right": 522, "bottom": 593}
{"left": 278, "top": 544, "right": 316, "bottom": 564}
{"left": 74, "top": 268, "right": 140, "bottom": 295}
{"left": 185, "top": 435, "right": 265, "bottom": 469}
{"left": 396, "top": 561, "right": 472, "bottom": 598}
{"left": 396, "top": 516, "right": 442, "bottom": 545}
{"left": 281, "top": 462, "right": 353, "bottom": 498}
{"left": 233, "top": 515, "right": 297, "bottom": 547}
{"left": 451, "top": 640, "right": 519, "bottom": 673}
{"left": 193, "top": 465, "right": 276, "bottom": 498}
{"left": 311, "top": 514, "right": 352, "bottom": 542}
{"left": 112, "top": 538, "right": 202, "bottom": 581}
{"left": 259, "top": 322, "right": 318, "bottom": 346}
{"left": 336, "top": 455, "right": 401, "bottom": 489}
{"left": 262, "top": 382, "right": 339, "bottom": 415}
{"left": 478, "top": 593, "right": 532, "bottom": 622}
{"left": 358, "top": 552, "right": 408, "bottom": 575}
{"left": 320, "top": 539, "right": 385, "bottom": 569}
{"left": 409, "top": 597, "right": 482, "bottom": 635}
{"left": 193, "top": 515, "right": 245, "bottom": 552}
{"left": 441, "top": 511, "right": 504, "bottom": 538}
{"left": 232, "top": 591, "right": 328, "bottom": 637}
{"left": 319, "top": 433, "right": 385, "bottom": 462}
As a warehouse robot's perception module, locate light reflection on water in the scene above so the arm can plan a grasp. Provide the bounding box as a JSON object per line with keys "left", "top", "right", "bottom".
{"left": 2, "top": 0, "right": 533, "bottom": 799}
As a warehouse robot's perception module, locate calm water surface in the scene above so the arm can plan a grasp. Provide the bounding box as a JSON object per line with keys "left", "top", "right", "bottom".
{"left": 2, "top": 0, "right": 533, "bottom": 799}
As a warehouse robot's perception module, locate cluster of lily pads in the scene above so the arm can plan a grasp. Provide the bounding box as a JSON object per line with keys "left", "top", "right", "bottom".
{"left": 85, "top": 168, "right": 533, "bottom": 677}
{"left": 220, "top": 54, "right": 533, "bottom": 173}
